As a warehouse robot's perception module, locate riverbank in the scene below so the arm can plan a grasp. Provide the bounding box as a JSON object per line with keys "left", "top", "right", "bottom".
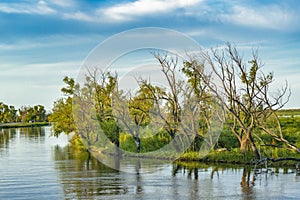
{"left": 179, "top": 149, "right": 300, "bottom": 167}
{"left": 69, "top": 132, "right": 300, "bottom": 167}
{"left": 88, "top": 146, "right": 300, "bottom": 168}
{"left": 0, "top": 122, "right": 50, "bottom": 129}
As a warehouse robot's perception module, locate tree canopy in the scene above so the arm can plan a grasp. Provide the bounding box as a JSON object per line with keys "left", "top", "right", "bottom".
{"left": 0, "top": 102, "right": 47, "bottom": 124}
{"left": 49, "top": 44, "right": 299, "bottom": 158}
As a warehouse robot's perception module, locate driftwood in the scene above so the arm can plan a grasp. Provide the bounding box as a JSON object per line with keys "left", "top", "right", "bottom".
{"left": 254, "top": 157, "right": 300, "bottom": 175}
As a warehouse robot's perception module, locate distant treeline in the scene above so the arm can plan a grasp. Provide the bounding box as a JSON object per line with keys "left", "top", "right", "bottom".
{"left": 276, "top": 109, "right": 300, "bottom": 116}
{"left": 0, "top": 102, "right": 47, "bottom": 123}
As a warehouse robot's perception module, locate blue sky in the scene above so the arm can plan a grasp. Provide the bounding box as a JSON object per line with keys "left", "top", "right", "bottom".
{"left": 0, "top": 0, "right": 299, "bottom": 110}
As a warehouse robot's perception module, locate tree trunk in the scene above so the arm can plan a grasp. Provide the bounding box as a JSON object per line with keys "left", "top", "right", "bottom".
{"left": 240, "top": 131, "right": 260, "bottom": 159}
{"left": 191, "top": 134, "right": 201, "bottom": 151}
{"left": 169, "top": 130, "right": 181, "bottom": 152}
{"left": 248, "top": 133, "right": 261, "bottom": 159}
{"left": 114, "top": 141, "right": 121, "bottom": 157}
{"left": 240, "top": 135, "right": 248, "bottom": 154}
{"left": 134, "top": 136, "right": 141, "bottom": 153}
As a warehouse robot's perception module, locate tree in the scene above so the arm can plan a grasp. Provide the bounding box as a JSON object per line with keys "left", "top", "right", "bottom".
{"left": 48, "top": 76, "right": 77, "bottom": 137}
{"left": 0, "top": 101, "right": 46, "bottom": 124}
{"left": 48, "top": 98, "right": 75, "bottom": 137}
{"left": 71, "top": 69, "right": 121, "bottom": 154}
{"left": 137, "top": 53, "right": 206, "bottom": 153}
{"left": 0, "top": 102, "right": 18, "bottom": 123}
{"left": 198, "top": 43, "right": 299, "bottom": 158}
{"left": 181, "top": 58, "right": 217, "bottom": 150}
{"left": 88, "top": 70, "right": 120, "bottom": 150}
{"left": 18, "top": 105, "right": 47, "bottom": 123}
{"left": 112, "top": 82, "right": 154, "bottom": 153}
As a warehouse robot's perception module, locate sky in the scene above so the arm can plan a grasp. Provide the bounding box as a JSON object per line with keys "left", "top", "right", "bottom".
{"left": 0, "top": 0, "right": 299, "bottom": 110}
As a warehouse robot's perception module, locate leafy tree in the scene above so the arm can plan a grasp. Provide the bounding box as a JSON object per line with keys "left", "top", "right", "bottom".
{"left": 112, "top": 83, "right": 154, "bottom": 153}
{"left": 48, "top": 76, "right": 77, "bottom": 137}
{"left": 0, "top": 102, "right": 18, "bottom": 123}
{"left": 48, "top": 98, "right": 75, "bottom": 137}
{"left": 18, "top": 105, "right": 47, "bottom": 123}
{"left": 69, "top": 70, "right": 121, "bottom": 154}
{"left": 87, "top": 70, "right": 120, "bottom": 149}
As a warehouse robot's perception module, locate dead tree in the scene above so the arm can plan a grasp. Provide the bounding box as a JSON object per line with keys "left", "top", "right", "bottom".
{"left": 137, "top": 53, "right": 201, "bottom": 152}
{"left": 198, "top": 43, "right": 299, "bottom": 159}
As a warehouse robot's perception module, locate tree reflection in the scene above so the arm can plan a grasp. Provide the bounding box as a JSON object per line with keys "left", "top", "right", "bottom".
{"left": 0, "top": 128, "right": 16, "bottom": 151}
{"left": 240, "top": 167, "right": 256, "bottom": 199}
{"left": 0, "top": 127, "right": 45, "bottom": 151}
{"left": 135, "top": 159, "right": 143, "bottom": 194}
{"left": 172, "top": 162, "right": 260, "bottom": 199}
{"left": 19, "top": 127, "right": 45, "bottom": 141}
{"left": 172, "top": 162, "right": 214, "bottom": 180}
{"left": 53, "top": 145, "right": 129, "bottom": 199}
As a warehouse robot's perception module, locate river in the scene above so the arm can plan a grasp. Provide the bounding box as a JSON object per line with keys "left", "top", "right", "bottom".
{"left": 0, "top": 126, "right": 299, "bottom": 199}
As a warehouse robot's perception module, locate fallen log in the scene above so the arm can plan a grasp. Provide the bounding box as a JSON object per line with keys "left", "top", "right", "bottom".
{"left": 254, "top": 157, "right": 300, "bottom": 175}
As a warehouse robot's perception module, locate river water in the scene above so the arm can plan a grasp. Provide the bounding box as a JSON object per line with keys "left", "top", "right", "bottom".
{"left": 0, "top": 126, "right": 299, "bottom": 199}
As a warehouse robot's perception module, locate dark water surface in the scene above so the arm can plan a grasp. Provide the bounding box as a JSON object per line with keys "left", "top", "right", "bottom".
{"left": 0, "top": 127, "right": 299, "bottom": 199}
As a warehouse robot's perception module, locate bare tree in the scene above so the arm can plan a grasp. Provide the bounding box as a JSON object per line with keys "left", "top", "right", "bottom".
{"left": 181, "top": 57, "right": 223, "bottom": 151}
{"left": 137, "top": 53, "right": 209, "bottom": 152}
{"left": 198, "top": 43, "right": 299, "bottom": 158}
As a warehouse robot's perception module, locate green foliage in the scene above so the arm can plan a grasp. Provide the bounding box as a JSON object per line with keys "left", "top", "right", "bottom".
{"left": 0, "top": 102, "right": 17, "bottom": 123}
{"left": 119, "top": 133, "right": 136, "bottom": 152}
{"left": 260, "top": 146, "right": 293, "bottom": 159}
{"left": 0, "top": 102, "right": 47, "bottom": 124}
{"left": 90, "top": 72, "right": 120, "bottom": 147}
{"left": 119, "top": 131, "right": 171, "bottom": 153}
{"left": 0, "top": 122, "right": 49, "bottom": 129}
{"left": 128, "top": 84, "right": 154, "bottom": 127}
{"left": 48, "top": 76, "right": 80, "bottom": 137}
{"left": 182, "top": 60, "right": 203, "bottom": 97}
{"left": 50, "top": 49, "right": 300, "bottom": 162}
{"left": 48, "top": 97, "right": 75, "bottom": 137}
{"left": 276, "top": 109, "right": 300, "bottom": 116}
{"left": 61, "top": 76, "right": 79, "bottom": 96}
{"left": 99, "top": 120, "right": 119, "bottom": 145}
{"left": 49, "top": 74, "right": 121, "bottom": 148}
{"left": 18, "top": 105, "right": 47, "bottom": 122}
{"left": 217, "top": 125, "right": 240, "bottom": 149}
{"left": 179, "top": 149, "right": 256, "bottom": 164}
{"left": 280, "top": 116, "right": 300, "bottom": 145}
{"left": 69, "top": 133, "right": 86, "bottom": 151}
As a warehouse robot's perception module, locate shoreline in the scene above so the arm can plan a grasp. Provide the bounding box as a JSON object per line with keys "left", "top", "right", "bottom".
{"left": 0, "top": 122, "right": 51, "bottom": 129}
{"left": 88, "top": 147, "right": 300, "bottom": 168}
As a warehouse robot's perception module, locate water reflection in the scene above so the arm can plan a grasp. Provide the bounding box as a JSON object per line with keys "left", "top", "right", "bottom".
{"left": 0, "top": 128, "right": 16, "bottom": 151}
{"left": 0, "top": 127, "right": 45, "bottom": 153}
{"left": 172, "top": 162, "right": 260, "bottom": 199}
{"left": 2, "top": 127, "right": 300, "bottom": 199}
{"left": 19, "top": 127, "right": 45, "bottom": 141}
{"left": 240, "top": 168, "right": 256, "bottom": 199}
{"left": 53, "top": 145, "right": 129, "bottom": 199}
{"left": 53, "top": 146, "right": 300, "bottom": 200}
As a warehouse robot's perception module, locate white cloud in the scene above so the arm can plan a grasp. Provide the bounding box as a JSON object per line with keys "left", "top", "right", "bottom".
{"left": 0, "top": 61, "right": 81, "bottom": 109}
{"left": 63, "top": 11, "right": 95, "bottom": 22}
{"left": 221, "top": 5, "right": 296, "bottom": 31}
{"left": 50, "top": 0, "right": 75, "bottom": 8}
{"left": 99, "top": 0, "right": 203, "bottom": 22}
{"left": 0, "top": 34, "right": 100, "bottom": 51}
{"left": 0, "top": 61, "right": 80, "bottom": 77}
{"left": 185, "top": 29, "right": 208, "bottom": 37}
{"left": 0, "top": 0, "right": 56, "bottom": 15}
